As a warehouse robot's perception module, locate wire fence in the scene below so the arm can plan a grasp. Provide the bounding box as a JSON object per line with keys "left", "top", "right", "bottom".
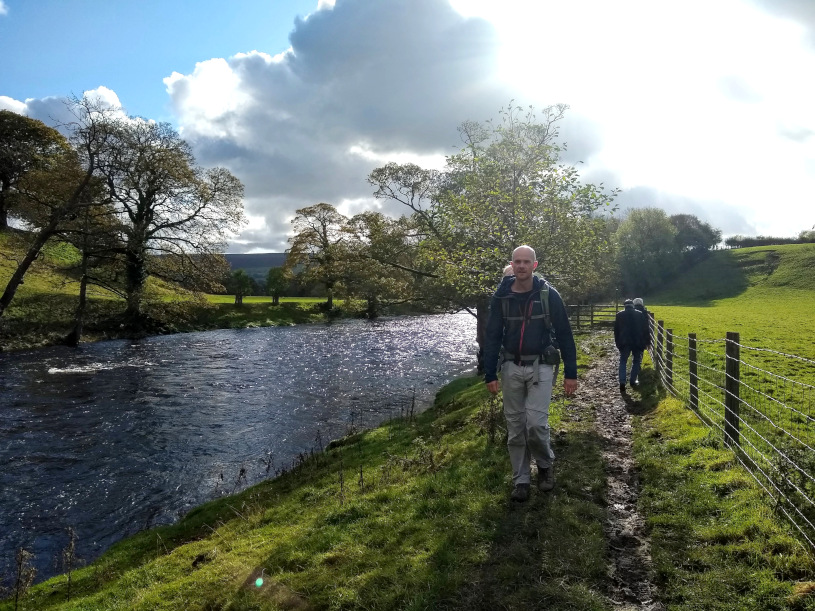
{"left": 647, "top": 314, "right": 815, "bottom": 551}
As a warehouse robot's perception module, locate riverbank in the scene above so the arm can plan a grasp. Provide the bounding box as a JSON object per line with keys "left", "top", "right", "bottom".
{"left": 0, "top": 230, "right": 390, "bottom": 352}
{"left": 4, "top": 335, "right": 813, "bottom": 610}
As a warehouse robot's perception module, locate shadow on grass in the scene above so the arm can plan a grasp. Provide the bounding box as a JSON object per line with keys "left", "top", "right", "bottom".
{"left": 622, "top": 367, "right": 666, "bottom": 416}
{"left": 650, "top": 250, "right": 749, "bottom": 307}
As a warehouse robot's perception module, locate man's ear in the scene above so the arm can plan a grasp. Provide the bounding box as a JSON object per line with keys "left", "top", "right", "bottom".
{"left": 533, "top": 261, "right": 539, "bottom": 269}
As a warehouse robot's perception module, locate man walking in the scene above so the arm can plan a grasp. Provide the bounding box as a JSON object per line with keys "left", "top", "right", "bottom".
{"left": 483, "top": 245, "right": 578, "bottom": 502}
{"left": 614, "top": 298, "right": 648, "bottom": 393}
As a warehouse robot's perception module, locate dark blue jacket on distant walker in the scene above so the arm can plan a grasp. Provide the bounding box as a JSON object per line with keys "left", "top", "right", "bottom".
{"left": 483, "top": 275, "right": 578, "bottom": 383}
{"left": 614, "top": 304, "right": 648, "bottom": 351}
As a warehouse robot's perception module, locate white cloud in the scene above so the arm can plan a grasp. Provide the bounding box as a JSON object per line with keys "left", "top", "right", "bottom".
{"left": 0, "top": 1, "right": 8, "bottom": 16}
{"left": 0, "top": 96, "right": 26, "bottom": 114}
{"left": 1, "top": 87, "right": 127, "bottom": 135}
{"left": 166, "top": 0, "right": 511, "bottom": 251}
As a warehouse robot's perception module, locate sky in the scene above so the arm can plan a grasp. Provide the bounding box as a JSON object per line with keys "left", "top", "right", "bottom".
{"left": 2, "top": 0, "right": 815, "bottom": 253}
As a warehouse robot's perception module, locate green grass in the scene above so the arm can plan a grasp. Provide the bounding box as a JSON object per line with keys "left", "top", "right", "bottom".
{"left": 633, "top": 387, "right": 815, "bottom": 610}
{"left": 628, "top": 243, "right": 815, "bottom": 610}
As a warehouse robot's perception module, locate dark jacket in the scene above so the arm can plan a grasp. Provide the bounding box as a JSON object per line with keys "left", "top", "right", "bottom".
{"left": 614, "top": 304, "right": 648, "bottom": 350}
{"left": 483, "top": 275, "right": 577, "bottom": 383}
{"left": 634, "top": 303, "right": 652, "bottom": 348}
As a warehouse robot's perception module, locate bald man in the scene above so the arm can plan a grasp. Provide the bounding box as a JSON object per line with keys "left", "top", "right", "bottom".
{"left": 483, "top": 245, "right": 578, "bottom": 502}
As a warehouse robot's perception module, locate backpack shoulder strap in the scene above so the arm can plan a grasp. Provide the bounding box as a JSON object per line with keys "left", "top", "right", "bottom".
{"left": 539, "top": 282, "right": 552, "bottom": 330}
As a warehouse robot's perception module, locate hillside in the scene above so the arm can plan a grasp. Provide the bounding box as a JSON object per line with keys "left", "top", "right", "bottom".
{"left": 651, "top": 243, "right": 815, "bottom": 305}
{"left": 224, "top": 252, "right": 287, "bottom": 282}
{"left": 646, "top": 243, "right": 815, "bottom": 360}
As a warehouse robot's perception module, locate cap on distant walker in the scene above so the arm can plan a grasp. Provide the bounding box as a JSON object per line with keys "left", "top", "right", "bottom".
{"left": 633, "top": 298, "right": 644, "bottom": 306}
{"left": 624, "top": 299, "right": 633, "bottom": 306}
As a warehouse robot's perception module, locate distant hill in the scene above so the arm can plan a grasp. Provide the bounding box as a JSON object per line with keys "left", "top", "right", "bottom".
{"left": 651, "top": 243, "right": 815, "bottom": 306}
{"left": 224, "top": 253, "right": 287, "bottom": 282}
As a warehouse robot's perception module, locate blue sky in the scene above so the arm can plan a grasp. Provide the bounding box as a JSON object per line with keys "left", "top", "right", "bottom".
{"left": 2, "top": 0, "right": 815, "bottom": 252}
{"left": 0, "top": 0, "right": 316, "bottom": 122}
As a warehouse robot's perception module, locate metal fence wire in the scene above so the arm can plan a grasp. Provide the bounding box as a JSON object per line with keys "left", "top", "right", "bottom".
{"left": 646, "top": 314, "right": 815, "bottom": 551}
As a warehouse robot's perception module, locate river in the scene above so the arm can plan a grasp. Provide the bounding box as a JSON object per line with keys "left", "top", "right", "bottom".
{"left": 0, "top": 313, "right": 476, "bottom": 583}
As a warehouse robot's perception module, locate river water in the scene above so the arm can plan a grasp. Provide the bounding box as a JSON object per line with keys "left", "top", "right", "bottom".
{"left": 0, "top": 313, "right": 476, "bottom": 583}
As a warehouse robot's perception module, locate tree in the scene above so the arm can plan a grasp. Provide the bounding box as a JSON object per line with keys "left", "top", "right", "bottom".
{"left": 0, "top": 97, "right": 113, "bottom": 319}
{"left": 341, "top": 211, "right": 420, "bottom": 317}
{"left": 226, "top": 269, "right": 252, "bottom": 305}
{"left": 285, "top": 203, "right": 348, "bottom": 310}
{"left": 265, "top": 267, "right": 288, "bottom": 305}
{"left": 669, "top": 213, "right": 721, "bottom": 257}
{"left": 0, "top": 110, "right": 71, "bottom": 229}
{"left": 615, "top": 207, "right": 679, "bottom": 293}
{"left": 97, "top": 118, "right": 245, "bottom": 328}
{"left": 369, "top": 104, "right": 618, "bottom": 365}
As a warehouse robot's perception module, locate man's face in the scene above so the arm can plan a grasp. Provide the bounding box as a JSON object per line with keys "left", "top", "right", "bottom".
{"left": 511, "top": 248, "right": 538, "bottom": 280}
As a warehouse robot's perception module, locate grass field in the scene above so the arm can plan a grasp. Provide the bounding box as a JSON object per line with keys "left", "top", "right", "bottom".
{"left": 632, "top": 244, "right": 815, "bottom": 609}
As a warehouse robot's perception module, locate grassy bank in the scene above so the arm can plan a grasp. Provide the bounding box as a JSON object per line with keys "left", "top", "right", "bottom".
{"left": 0, "top": 231, "right": 349, "bottom": 351}
{"left": 632, "top": 375, "right": 815, "bottom": 610}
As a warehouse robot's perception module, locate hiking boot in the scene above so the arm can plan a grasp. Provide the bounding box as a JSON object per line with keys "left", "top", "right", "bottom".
{"left": 510, "top": 483, "right": 530, "bottom": 502}
{"left": 538, "top": 466, "right": 555, "bottom": 492}
{"left": 620, "top": 384, "right": 627, "bottom": 394}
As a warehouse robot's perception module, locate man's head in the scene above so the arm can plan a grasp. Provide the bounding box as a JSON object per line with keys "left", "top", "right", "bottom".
{"left": 502, "top": 264, "right": 514, "bottom": 277}
{"left": 624, "top": 298, "right": 634, "bottom": 307}
{"left": 633, "top": 298, "right": 644, "bottom": 307}
{"left": 510, "top": 245, "right": 538, "bottom": 281}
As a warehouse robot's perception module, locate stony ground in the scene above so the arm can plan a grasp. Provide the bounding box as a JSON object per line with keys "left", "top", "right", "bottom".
{"left": 568, "top": 341, "right": 665, "bottom": 611}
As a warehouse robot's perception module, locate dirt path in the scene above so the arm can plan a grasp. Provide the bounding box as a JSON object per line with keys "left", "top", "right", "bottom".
{"left": 569, "top": 341, "right": 665, "bottom": 611}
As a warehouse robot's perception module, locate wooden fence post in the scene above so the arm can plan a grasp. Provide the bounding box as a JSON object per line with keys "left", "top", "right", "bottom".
{"left": 725, "top": 331, "right": 740, "bottom": 447}
{"left": 689, "top": 333, "right": 698, "bottom": 411}
{"left": 576, "top": 305, "right": 581, "bottom": 330}
{"left": 590, "top": 304, "right": 595, "bottom": 330}
{"left": 666, "top": 329, "right": 674, "bottom": 390}
{"left": 656, "top": 320, "right": 664, "bottom": 385}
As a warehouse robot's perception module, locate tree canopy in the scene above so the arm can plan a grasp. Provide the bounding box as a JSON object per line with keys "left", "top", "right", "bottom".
{"left": 0, "top": 110, "right": 72, "bottom": 229}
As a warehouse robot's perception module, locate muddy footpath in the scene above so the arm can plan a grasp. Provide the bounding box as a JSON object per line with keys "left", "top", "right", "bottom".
{"left": 569, "top": 340, "right": 665, "bottom": 611}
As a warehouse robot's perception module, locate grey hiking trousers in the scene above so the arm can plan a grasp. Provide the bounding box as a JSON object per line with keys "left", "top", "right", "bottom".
{"left": 501, "top": 361, "right": 555, "bottom": 485}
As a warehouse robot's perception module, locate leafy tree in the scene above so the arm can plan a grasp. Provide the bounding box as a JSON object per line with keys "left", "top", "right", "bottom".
{"left": 97, "top": 117, "right": 245, "bottom": 328}
{"left": 670, "top": 213, "right": 721, "bottom": 254}
{"left": 0, "top": 97, "right": 113, "bottom": 319}
{"left": 57, "top": 179, "right": 124, "bottom": 346}
{"left": 369, "top": 104, "right": 618, "bottom": 364}
{"left": 615, "top": 207, "right": 679, "bottom": 293}
{"left": 265, "top": 267, "right": 288, "bottom": 305}
{"left": 226, "top": 269, "right": 252, "bottom": 305}
{"left": 341, "top": 211, "right": 420, "bottom": 317}
{"left": 285, "top": 203, "right": 349, "bottom": 310}
{"left": 0, "top": 110, "right": 71, "bottom": 229}
{"left": 798, "top": 229, "right": 815, "bottom": 243}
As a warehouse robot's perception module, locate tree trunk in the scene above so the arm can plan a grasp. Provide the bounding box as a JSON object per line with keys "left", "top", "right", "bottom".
{"left": 123, "top": 245, "right": 147, "bottom": 329}
{"left": 366, "top": 295, "right": 378, "bottom": 319}
{"left": 64, "top": 253, "right": 90, "bottom": 347}
{"left": 475, "top": 295, "right": 490, "bottom": 375}
{"left": 0, "top": 222, "right": 58, "bottom": 318}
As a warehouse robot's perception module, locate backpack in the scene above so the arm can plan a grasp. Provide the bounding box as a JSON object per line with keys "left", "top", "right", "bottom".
{"left": 500, "top": 280, "right": 560, "bottom": 365}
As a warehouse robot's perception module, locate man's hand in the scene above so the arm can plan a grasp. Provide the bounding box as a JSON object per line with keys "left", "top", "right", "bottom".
{"left": 486, "top": 380, "right": 500, "bottom": 395}
{"left": 563, "top": 378, "right": 578, "bottom": 397}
